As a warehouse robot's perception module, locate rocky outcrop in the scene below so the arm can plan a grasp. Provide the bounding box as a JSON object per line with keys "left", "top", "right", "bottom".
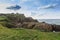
{"left": 21, "top": 22, "right": 53, "bottom": 32}
{"left": 21, "top": 22, "right": 60, "bottom": 32}
{"left": 52, "top": 24, "right": 60, "bottom": 32}
{"left": 0, "top": 13, "right": 60, "bottom": 32}
{"left": 22, "top": 22, "right": 38, "bottom": 29}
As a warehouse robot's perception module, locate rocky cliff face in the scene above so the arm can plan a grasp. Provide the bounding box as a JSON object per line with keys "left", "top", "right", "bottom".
{"left": 0, "top": 13, "right": 60, "bottom": 32}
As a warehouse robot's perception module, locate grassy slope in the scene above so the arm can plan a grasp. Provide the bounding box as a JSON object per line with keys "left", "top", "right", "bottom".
{"left": 0, "top": 16, "right": 60, "bottom": 40}
{"left": 0, "top": 25, "right": 60, "bottom": 40}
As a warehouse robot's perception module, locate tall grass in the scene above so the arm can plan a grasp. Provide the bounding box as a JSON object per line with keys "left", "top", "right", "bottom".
{"left": 0, "top": 24, "right": 60, "bottom": 40}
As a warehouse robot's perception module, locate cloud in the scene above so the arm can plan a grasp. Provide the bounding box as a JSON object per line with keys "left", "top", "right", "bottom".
{"left": 0, "top": 3, "right": 60, "bottom": 19}
{"left": 20, "top": 0, "right": 29, "bottom": 2}
{"left": 0, "top": 3, "right": 15, "bottom": 13}
{"left": 31, "top": 12, "right": 60, "bottom": 19}
{"left": 38, "top": 3, "right": 58, "bottom": 9}
{"left": 20, "top": 0, "right": 32, "bottom": 4}
{"left": 0, "top": 3, "right": 31, "bottom": 17}
{"left": 11, "top": 0, "right": 15, "bottom": 1}
{"left": 17, "top": 9, "right": 31, "bottom": 17}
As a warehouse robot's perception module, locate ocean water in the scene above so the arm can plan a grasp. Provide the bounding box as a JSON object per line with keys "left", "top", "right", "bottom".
{"left": 38, "top": 19, "right": 60, "bottom": 25}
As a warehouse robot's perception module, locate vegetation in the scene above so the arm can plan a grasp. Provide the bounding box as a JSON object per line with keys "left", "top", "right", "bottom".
{"left": 0, "top": 24, "right": 60, "bottom": 40}
{"left": 0, "top": 13, "right": 60, "bottom": 40}
{"left": 0, "top": 13, "right": 60, "bottom": 32}
{"left": 0, "top": 13, "right": 38, "bottom": 28}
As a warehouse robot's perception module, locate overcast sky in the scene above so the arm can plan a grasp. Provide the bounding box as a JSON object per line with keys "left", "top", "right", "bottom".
{"left": 0, "top": 0, "right": 60, "bottom": 19}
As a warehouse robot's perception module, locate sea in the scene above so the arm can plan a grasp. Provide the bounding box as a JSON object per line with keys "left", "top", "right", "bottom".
{"left": 38, "top": 19, "right": 60, "bottom": 25}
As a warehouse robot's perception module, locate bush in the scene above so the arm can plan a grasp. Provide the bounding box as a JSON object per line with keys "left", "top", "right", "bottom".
{"left": 5, "top": 22, "right": 16, "bottom": 28}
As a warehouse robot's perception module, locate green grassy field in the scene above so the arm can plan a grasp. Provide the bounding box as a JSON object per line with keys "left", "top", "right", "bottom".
{"left": 0, "top": 24, "right": 60, "bottom": 40}
{"left": 0, "top": 16, "right": 60, "bottom": 40}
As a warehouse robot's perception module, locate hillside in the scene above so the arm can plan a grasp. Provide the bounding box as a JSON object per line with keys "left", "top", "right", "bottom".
{"left": 0, "top": 13, "right": 60, "bottom": 40}
{"left": 0, "top": 24, "right": 60, "bottom": 40}
{"left": 0, "top": 13, "right": 60, "bottom": 32}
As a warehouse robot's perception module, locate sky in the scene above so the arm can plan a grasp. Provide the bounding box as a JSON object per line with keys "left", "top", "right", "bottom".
{"left": 0, "top": 0, "right": 60, "bottom": 19}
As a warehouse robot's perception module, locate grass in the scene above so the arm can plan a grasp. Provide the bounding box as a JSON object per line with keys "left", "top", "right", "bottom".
{"left": 0, "top": 16, "right": 6, "bottom": 20}
{"left": 0, "top": 16, "right": 60, "bottom": 40}
{"left": 0, "top": 24, "right": 60, "bottom": 40}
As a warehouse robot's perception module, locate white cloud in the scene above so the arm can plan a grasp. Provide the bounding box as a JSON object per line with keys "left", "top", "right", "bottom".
{"left": 17, "top": 9, "right": 31, "bottom": 17}
{"left": 31, "top": 11, "right": 60, "bottom": 19}
{"left": 11, "top": 0, "right": 15, "bottom": 1}
{"left": 0, "top": 3, "right": 31, "bottom": 17}
{"left": 0, "top": 3, "right": 60, "bottom": 19}
{"left": 20, "top": 0, "right": 29, "bottom": 2}
{"left": 20, "top": 0, "right": 32, "bottom": 4}
{"left": 0, "top": 3, "right": 15, "bottom": 13}
{"left": 38, "top": 3, "right": 58, "bottom": 9}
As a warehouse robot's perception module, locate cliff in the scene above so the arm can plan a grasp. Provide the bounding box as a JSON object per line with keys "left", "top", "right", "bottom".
{"left": 0, "top": 13, "right": 60, "bottom": 32}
